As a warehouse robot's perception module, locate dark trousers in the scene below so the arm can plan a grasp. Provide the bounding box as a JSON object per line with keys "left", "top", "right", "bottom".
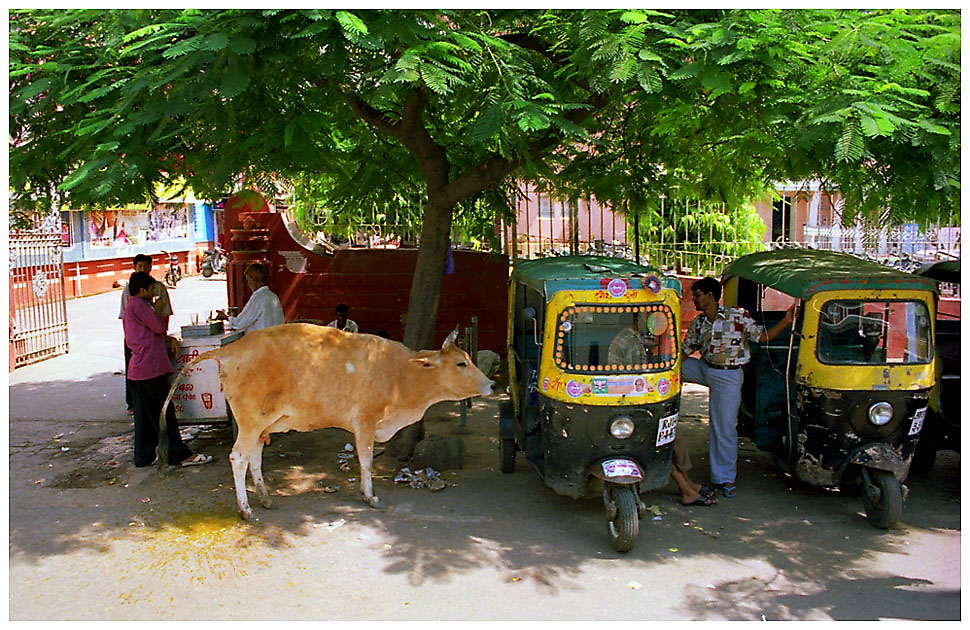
{"left": 130, "top": 374, "right": 192, "bottom": 467}
{"left": 124, "top": 344, "right": 133, "bottom": 410}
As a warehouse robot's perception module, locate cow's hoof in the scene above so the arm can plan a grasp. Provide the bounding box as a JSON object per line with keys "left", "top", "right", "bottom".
{"left": 260, "top": 495, "right": 273, "bottom": 509}
{"left": 239, "top": 508, "right": 254, "bottom": 521}
{"left": 363, "top": 495, "right": 386, "bottom": 509}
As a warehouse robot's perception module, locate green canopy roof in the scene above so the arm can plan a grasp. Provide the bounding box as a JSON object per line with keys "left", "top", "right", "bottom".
{"left": 721, "top": 249, "right": 937, "bottom": 299}
{"left": 916, "top": 259, "right": 961, "bottom": 285}
{"left": 510, "top": 255, "right": 676, "bottom": 296}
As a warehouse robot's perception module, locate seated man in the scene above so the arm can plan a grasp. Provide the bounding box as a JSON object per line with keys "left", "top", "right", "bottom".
{"left": 214, "top": 263, "right": 284, "bottom": 333}
{"left": 326, "top": 303, "right": 358, "bottom": 333}
{"left": 607, "top": 311, "right": 656, "bottom": 366}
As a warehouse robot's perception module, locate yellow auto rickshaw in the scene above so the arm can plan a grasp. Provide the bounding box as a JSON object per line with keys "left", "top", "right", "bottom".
{"left": 722, "top": 249, "right": 938, "bottom": 528}
{"left": 501, "top": 255, "right": 682, "bottom": 551}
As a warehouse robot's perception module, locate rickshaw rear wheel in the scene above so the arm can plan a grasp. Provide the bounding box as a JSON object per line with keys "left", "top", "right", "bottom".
{"left": 605, "top": 485, "right": 639, "bottom": 552}
{"left": 909, "top": 435, "right": 937, "bottom": 475}
{"left": 863, "top": 468, "right": 903, "bottom": 529}
{"left": 498, "top": 401, "right": 517, "bottom": 473}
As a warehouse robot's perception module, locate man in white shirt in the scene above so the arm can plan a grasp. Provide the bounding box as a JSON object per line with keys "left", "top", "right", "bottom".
{"left": 326, "top": 303, "right": 358, "bottom": 333}
{"left": 215, "top": 262, "right": 284, "bottom": 334}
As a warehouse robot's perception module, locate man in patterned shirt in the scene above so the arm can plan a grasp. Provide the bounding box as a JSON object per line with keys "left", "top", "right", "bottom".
{"left": 682, "top": 277, "right": 796, "bottom": 498}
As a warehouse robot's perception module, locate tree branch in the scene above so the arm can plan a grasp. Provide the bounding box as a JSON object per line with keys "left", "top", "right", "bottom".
{"left": 442, "top": 91, "right": 611, "bottom": 205}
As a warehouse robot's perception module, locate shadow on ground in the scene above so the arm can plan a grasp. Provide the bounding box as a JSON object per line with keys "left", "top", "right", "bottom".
{"left": 9, "top": 377, "right": 961, "bottom": 620}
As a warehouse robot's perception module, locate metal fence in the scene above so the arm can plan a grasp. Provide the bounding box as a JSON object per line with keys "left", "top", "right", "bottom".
{"left": 506, "top": 196, "right": 960, "bottom": 284}
{"left": 9, "top": 229, "right": 69, "bottom": 368}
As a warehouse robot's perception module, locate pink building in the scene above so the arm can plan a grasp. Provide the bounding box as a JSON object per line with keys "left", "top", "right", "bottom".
{"left": 505, "top": 184, "right": 628, "bottom": 259}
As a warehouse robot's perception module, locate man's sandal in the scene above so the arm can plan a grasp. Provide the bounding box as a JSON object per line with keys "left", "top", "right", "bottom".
{"left": 699, "top": 484, "right": 717, "bottom": 499}
{"left": 721, "top": 483, "right": 737, "bottom": 498}
{"left": 682, "top": 495, "right": 717, "bottom": 507}
{"left": 180, "top": 453, "right": 213, "bottom": 467}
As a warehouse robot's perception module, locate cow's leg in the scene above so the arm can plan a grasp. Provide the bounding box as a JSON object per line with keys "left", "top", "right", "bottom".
{"left": 230, "top": 430, "right": 261, "bottom": 520}
{"left": 354, "top": 429, "right": 384, "bottom": 509}
{"left": 249, "top": 442, "right": 273, "bottom": 509}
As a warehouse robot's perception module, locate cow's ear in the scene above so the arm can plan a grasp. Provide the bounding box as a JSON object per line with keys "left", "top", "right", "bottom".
{"left": 442, "top": 327, "right": 459, "bottom": 349}
{"left": 410, "top": 357, "right": 437, "bottom": 368}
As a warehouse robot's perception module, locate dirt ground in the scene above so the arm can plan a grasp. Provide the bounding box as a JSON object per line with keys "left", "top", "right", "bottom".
{"left": 8, "top": 388, "right": 961, "bottom": 621}
{"left": 7, "top": 277, "right": 961, "bottom": 620}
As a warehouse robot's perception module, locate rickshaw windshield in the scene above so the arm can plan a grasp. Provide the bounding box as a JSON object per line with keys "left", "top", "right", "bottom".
{"left": 816, "top": 299, "right": 933, "bottom": 365}
{"left": 554, "top": 303, "right": 678, "bottom": 373}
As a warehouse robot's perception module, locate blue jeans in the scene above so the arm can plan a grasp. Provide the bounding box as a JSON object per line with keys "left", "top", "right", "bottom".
{"left": 682, "top": 357, "right": 744, "bottom": 485}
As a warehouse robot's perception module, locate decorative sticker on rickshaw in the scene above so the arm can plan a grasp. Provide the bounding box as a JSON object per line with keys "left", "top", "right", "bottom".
{"left": 656, "top": 412, "right": 678, "bottom": 447}
{"left": 591, "top": 376, "right": 651, "bottom": 396}
{"left": 601, "top": 459, "right": 643, "bottom": 479}
{"left": 656, "top": 377, "right": 670, "bottom": 396}
{"left": 542, "top": 377, "right": 550, "bottom": 392}
{"left": 644, "top": 275, "right": 662, "bottom": 294}
{"left": 592, "top": 376, "right": 647, "bottom": 396}
{"left": 565, "top": 380, "right": 584, "bottom": 398}
{"left": 909, "top": 406, "right": 927, "bottom": 436}
{"left": 606, "top": 278, "right": 628, "bottom": 298}
{"left": 560, "top": 320, "right": 573, "bottom": 333}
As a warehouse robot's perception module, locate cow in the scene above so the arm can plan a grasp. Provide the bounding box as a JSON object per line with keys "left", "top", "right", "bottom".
{"left": 158, "top": 323, "right": 495, "bottom": 520}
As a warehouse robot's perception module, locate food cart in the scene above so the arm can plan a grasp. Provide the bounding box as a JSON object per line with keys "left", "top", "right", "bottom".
{"left": 172, "top": 320, "right": 242, "bottom": 425}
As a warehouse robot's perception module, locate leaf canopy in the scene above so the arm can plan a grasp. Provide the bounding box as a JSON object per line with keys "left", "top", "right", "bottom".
{"left": 9, "top": 9, "right": 960, "bottom": 227}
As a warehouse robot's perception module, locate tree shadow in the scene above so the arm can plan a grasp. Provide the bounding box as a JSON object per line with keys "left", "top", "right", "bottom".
{"left": 9, "top": 374, "right": 961, "bottom": 620}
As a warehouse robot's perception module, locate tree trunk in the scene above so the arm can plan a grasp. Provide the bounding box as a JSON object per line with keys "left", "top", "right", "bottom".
{"left": 384, "top": 197, "right": 455, "bottom": 460}
{"left": 402, "top": 199, "right": 454, "bottom": 351}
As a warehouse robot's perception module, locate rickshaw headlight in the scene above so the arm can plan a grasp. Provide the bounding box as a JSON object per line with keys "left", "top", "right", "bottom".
{"left": 609, "top": 416, "right": 636, "bottom": 439}
{"left": 867, "top": 402, "right": 894, "bottom": 426}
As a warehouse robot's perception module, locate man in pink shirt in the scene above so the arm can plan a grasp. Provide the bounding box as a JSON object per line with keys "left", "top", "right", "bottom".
{"left": 123, "top": 271, "right": 212, "bottom": 468}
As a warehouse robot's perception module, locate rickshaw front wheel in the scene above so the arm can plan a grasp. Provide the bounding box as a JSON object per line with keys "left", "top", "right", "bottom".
{"left": 605, "top": 485, "right": 639, "bottom": 552}
{"left": 862, "top": 468, "right": 903, "bottom": 529}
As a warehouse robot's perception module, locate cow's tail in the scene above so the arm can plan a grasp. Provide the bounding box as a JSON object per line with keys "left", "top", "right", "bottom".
{"left": 157, "top": 348, "right": 223, "bottom": 475}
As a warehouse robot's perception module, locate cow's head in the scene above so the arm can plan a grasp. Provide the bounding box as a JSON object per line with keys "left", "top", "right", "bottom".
{"left": 409, "top": 327, "right": 495, "bottom": 398}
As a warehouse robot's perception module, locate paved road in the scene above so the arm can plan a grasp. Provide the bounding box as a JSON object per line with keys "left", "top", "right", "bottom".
{"left": 10, "top": 273, "right": 230, "bottom": 421}
{"left": 7, "top": 274, "right": 962, "bottom": 620}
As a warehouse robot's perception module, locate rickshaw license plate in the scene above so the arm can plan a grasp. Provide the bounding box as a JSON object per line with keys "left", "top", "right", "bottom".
{"left": 656, "top": 413, "right": 679, "bottom": 447}
{"left": 601, "top": 459, "right": 643, "bottom": 479}
{"left": 909, "top": 406, "right": 927, "bottom": 436}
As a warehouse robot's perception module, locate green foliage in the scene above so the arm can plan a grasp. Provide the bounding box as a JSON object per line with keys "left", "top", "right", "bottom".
{"left": 631, "top": 199, "right": 766, "bottom": 275}
{"left": 9, "top": 8, "right": 960, "bottom": 230}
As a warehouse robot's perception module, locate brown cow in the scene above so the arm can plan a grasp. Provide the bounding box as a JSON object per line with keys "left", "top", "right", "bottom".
{"left": 158, "top": 323, "right": 494, "bottom": 519}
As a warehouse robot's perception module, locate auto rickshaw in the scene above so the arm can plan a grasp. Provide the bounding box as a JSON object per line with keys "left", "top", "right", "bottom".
{"left": 501, "top": 255, "right": 682, "bottom": 551}
{"left": 910, "top": 259, "right": 960, "bottom": 473}
{"left": 721, "top": 249, "right": 938, "bottom": 528}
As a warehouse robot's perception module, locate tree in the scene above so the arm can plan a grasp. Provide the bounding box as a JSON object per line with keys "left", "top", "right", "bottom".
{"left": 11, "top": 8, "right": 960, "bottom": 343}
{"left": 631, "top": 198, "right": 767, "bottom": 276}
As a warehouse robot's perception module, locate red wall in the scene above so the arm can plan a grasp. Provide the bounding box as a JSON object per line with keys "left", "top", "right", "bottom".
{"left": 62, "top": 251, "right": 194, "bottom": 299}
{"left": 224, "top": 208, "right": 510, "bottom": 352}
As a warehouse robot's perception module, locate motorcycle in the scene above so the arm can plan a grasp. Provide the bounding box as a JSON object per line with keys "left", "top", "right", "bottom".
{"left": 201, "top": 247, "right": 228, "bottom": 278}
{"left": 162, "top": 251, "right": 182, "bottom": 288}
